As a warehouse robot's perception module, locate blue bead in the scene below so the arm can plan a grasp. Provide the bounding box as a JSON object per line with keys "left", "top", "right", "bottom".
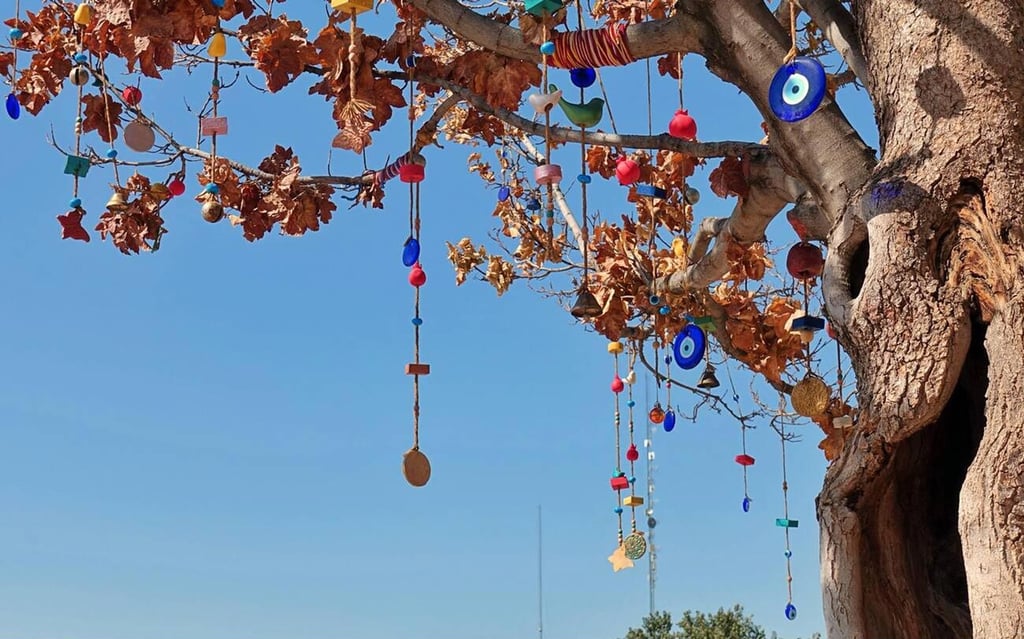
{"left": 211, "top": 0, "right": 225, "bottom": 7}
{"left": 742, "top": 496, "right": 752, "bottom": 512}
{"left": 526, "top": 197, "right": 541, "bottom": 211}
{"left": 663, "top": 410, "right": 676, "bottom": 432}
{"left": 105, "top": 148, "right": 117, "bottom": 159}
{"left": 539, "top": 41, "right": 556, "bottom": 55}
{"left": 74, "top": 52, "right": 88, "bottom": 63}
{"left": 9, "top": 28, "right": 23, "bottom": 40}
{"left": 405, "top": 54, "right": 417, "bottom": 68}
{"left": 412, "top": 317, "right": 423, "bottom": 326}
{"left": 664, "top": 355, "right": 672, "bottom": 365}
{"left": 785, "top": 603, "right": 798, "bottom": 621}
{"left": 626, "top": 400, "right": 635, "bottom": 408}
{"left": 6, "top": 93, "right": 20, "bottom": 120}
{"left": 497, "top": 185, "right": 510, "bottom": 202}
{"left": 659, "top": 305, "right": 671, "bottom": 315}
{"left": 569, "top": 68, "right": 596, "bottom": 89}
{"left": 402, "top": 237, "right": 421, "bottom": 267}
{"left": 648, "top": 295, "right": 660, "bottom": 305}
{"left": 614, "top": 507, "right": 623, "bottom": 514}
{"left": 577, "top": 174, "right": 591, "bottom": 184}
{"left": 785, "top": 550, "right": 793, "bottom": 558}
{"left": 628, "top": 476, "right": 636, "bottom": 484}
{"left": 204, "top": 183, "right": 219, "bottom": 194}
{"left": 69, "top": 198, "right": 82, "bottom": 208}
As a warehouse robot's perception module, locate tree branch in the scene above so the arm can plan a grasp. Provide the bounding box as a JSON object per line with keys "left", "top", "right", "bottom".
{"left": 797, "top": 0, "right": 869, "bottom": 87}
{"left": 410, "top": 0, "right": 706, "bottom": 62}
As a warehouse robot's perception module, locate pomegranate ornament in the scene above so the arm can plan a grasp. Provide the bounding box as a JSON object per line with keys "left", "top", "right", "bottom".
{"left": 615, "top": 156, "right": 640, "bottom": 185}
{"left": 668, "top": 109, "right": 697, "bottom": 141}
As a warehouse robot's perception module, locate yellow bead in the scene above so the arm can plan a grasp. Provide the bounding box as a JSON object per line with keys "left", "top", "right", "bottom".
{"left": 73, "top": 3, "right": 93, "bottom": 25}
{"left": 607, "top": 341, "right": 623, "bottom": 354}
{"left": 623, "top": 495, "right": 644, "bottom": 507}
{"left": 331, "top": 0, "right": 373, "bottom": 14}
{"left": 207, "top": 32, "right": 227, "bottom": 58}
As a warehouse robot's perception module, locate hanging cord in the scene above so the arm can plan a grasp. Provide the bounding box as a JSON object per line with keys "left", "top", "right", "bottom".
{"left": 209, "top": 24, "right": 222, "bottom": 192}
{"left": 626, "top": 344, "right": 638, "bottom": 534}
{"left": 541, "top": 22, "right": 555, "bottom": 243}
{"left": 99, "top": 57, "right": 120, "bottom": 187}
{"left": 643, "top": 0, "right": 652, "bottom": 136}
{"left": 70, "top": 23, "right": 85, "bottom": 199}
{"left": 725, "top": 364, "right": 752, "bottom": 509}
{"left": 409, "top": 59, "right": 423, "bottom": 451}
{"left": 784, "top": 0, "right": 798, "bottom": 63}
{"left": 803, "top": 278, "right": 812, "bottom": 371}
{"left": 780, "top": 417, "right": 795, "bottom": 608}
{"left": 613, "top": 348, "right": 624, "bottom": 544}
{"left": 10, "top": 0, "right": 19, "bottom": 91}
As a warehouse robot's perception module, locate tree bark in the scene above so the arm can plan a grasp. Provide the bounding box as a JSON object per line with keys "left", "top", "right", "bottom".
{"left": 821, "top": 0, "right": 1024, "bottom": 637}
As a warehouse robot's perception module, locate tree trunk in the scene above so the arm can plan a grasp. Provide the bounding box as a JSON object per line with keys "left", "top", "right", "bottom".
{"left": 820, "top": 0, "right": 1024, "bottom": 637}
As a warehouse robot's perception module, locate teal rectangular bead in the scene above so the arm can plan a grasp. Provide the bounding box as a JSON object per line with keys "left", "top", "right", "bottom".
{"left": 524, "top": 0, "right": 562, "bottom": 16}
{"left": 64, "top": 155, "right": 91, "bottom": 178}
{"left": 775, "top": 518, "right": 799, "bottom": 528}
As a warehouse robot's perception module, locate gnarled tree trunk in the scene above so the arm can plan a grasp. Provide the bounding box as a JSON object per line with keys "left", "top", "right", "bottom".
{"left": 821, "top": 0, "right": 1024, "bottom": 637}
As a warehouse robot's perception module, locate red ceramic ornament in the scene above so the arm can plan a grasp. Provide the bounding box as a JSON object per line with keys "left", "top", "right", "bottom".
{"left": 122, "top": 86, "right": 142, "bottom": 106}
{"left": 786, "top": 242, "right": 825, "bottom": 280}
{"left": 615, "top": 156, "right": 640, "bottom": 185}
{"left": 626, "top": 443, "right": 639, "bottom": 462}
{"left": 57, "top": 209, "right": 90, "bottom": 242}
{"left": 409, "top": 263, "right": 427, "bottom": 287}
{"left": 611, "top": 375, "right": 624, "bottom": 394}
{"left": 668, "top": 109, "right": 697, "bottom": 140}
{"left": 399, "top": 163, "right": 425, "bottom": 184}
{"left": 168, "top": 178, "right": 186, "bottom": 196}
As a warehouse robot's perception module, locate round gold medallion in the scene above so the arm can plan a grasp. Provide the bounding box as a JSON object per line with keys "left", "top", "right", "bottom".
{"left": 623, "top": 531, "right": 647, "bottom": 560}
{"left": 791, "top": 373, "right": 830, "bottom": 417}
{"left": 402, "top": 448, "right": 431, "bottom": 487}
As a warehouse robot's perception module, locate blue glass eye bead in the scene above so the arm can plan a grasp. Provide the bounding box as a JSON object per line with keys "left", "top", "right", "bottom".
{"left": 6, "top": 93, "right": 20, "bottom": 120}
{"left": 664, "top": 354, "right": 671, "bottom": 365}
{"left": 69, "top": 198, "right": 82, "bottom": 208}
{"left": 648, "top": 295, "right": 660, "bottom": 306}
{"left": 569, "top": 68, "right": 596, "bottom": 89}
{"left": 105, "top": 149, "right": 117, "bottom": 159}
{"left": 785, "top": 549, "right": 793, "bottom": 558}
{"left": 768, "top": 56, "right": 826, "bottom": 123}
{"left": 402, "top": 236, "right": 421, "bottom": 267}
{"left": 412, "top": 317, "right": 423, "bottom": 326}
{"left": 203, "top": 183, "right": 219, "bottom": 195}
{"left": 785, "top": 603, "right": 797, "bottom": 621}
{"left": 539, "top": 41, "right": 556, "bottom": 55}
{"left": 663, "top": 409, "right": 676, "bottom": 432}
{"left": 577, "top": 174, "right": 591, "bottom": 184}
{"left": 405, "top": 54, "right": 417, "bottom": 68}
{"left": 742, "top": 496, "right": 751, "bottom": 512}
{"left": 526, "top": 197, "right": 541, "bottom": 211}
{"left": 628, "top": 476, "right": 635, "bottom": 484}
{"left": 497, "top": 185, "right": 510, "bottom": 202}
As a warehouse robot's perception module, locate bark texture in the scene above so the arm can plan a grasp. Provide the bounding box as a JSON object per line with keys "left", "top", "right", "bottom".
{"left": 821, "top": 0, "right": 1024, "bottom": 637}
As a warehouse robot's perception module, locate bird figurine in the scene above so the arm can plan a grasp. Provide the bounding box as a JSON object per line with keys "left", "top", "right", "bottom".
{"left": 551, "top": 84, "right": 604, "bottom": 128}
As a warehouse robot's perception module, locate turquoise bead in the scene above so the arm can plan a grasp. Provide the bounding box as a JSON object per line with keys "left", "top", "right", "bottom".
{"left": 659, "top": 305, "right": 671, "bottom": 315}
{"left": 204, "top": 183, "right": 219, "bottom": 194}
{"left": 69, "top": 198, "right": 82, "bottom": 208}
{"left": 626, "top": 400, "right": 635, "bottom": 408}
{"left": 616, "top": 470, "right": 625, "bottom": 477}
{"left": 614, "top": 507, "right": 623, "bottom": 514}
{"left": 9, "top": 28, "right": 23, "bottom": 40}
{"left": 539, "top": 41, "right": 556, "bottom": 55}
{"left": 785, "top": 550, "right": 793, "bottom": 558}
{"left": 412, "top": 317, "right": 423, "bottom": 326}
{"left": 74, "top": 52, "right": 88, "bottom": 63}
{"left": 105, "top": 149, "right": 117, "bottom": 159}
{"left": 577, "top": 174, "right": 591, "bottom": 184}
{"left": 628, "top": 476, "right": 636, "bottom": 484}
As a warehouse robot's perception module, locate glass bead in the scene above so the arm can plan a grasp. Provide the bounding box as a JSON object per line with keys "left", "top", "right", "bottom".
{"left": 497, "top": 185, "right": 510, "bottom": 202}
{"left": 649, "top": 295, "right": 660, "bottom": 305}
{"left": 626, "top": 400, "right": 635, "bottom": 408}
{"left": 742, "top": 496, "right": 751, "bottom": 512}
{"left": 659, "top": 305, "right": 671, "bottom": 315}
{"left": 9, "top": 28, "right": 23, "bottom": 40}
{"left": 539, "top": 41, "right": 556, "bottom": 55}
{"left": 614, "top": 507, "right": 623, "bottom": 514}
{"left": 570, "top": 68, "right": 596, "bottom": 89}
{"left": 577, "top": 174, "right": 591, "bottom": 184}
{"left": 204, "top": 183, "right": 219, "bottom": 194}
{"left": 69, "top": 198, "right": 82, "bottom": 208}
{"left": 663, "top": 409, "right": 676, "bottom": 432}
{"left": 785, "top": 603, "right": 797, "bottom": 621}
{"left": 74, "top": 52, "right": 88, "bottom": 63}
{"left": 412, "top": 317, "right": 423, "bottom": 326}
{"left": 785, "top": 550, "right": 793, "bottom": 558}
{"left": 628, "top": 476, "right": 635, "bottom": 484}
{"left": 402, "top": 237, "right": 420, "bottom": 267}
{"left": 6, "top": 93, "right": 20, "bottom": 120}
{"left": 105, "top": 149, "right": 117, "bottom": 159}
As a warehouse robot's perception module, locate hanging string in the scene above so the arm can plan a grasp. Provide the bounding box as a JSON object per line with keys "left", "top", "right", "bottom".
{"left": 209, "top": 27, "right": 222, "bottom": 189}
{"left": 98, "top": 57, "right": 120, "bottom": 187}
{"left": 613, "top": 347, "right": 624, "bottom": 545}
{"left": 626, "top": 344, "right": 639, "bottom": 535}
{"left": 780, "top": 417, "right": 795, "bottom": 613}
{"left": 784, "top": 0, "right": 799, "bottom": 63}
{"left": 643, "top": 0, "right": 652, "bottom": 136}
{"left": 408, "top": 57, "right": 423, "bottom": 452}
{"left": 541, "top": 22, "right": 555, "bottom": 243}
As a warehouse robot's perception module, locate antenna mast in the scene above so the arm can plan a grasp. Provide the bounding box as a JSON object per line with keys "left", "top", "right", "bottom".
{"left": 538, "top": 504, "right": 544, "bottom": 639}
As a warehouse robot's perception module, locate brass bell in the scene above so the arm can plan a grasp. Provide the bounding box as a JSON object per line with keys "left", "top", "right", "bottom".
{"left": 697, "top": 364, "right": 720, "bottom": 389}
{"left": 106, "top": 190, "right": 128, "bottom": 211}
{"left": 201, "top": 200, "right": 225, "bottom": 223}
{"left": 570, "top": 287, "right": 603, "bottom": 319}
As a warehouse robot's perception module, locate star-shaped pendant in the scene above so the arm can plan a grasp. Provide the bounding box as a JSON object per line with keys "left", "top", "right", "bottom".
{"left": 57, "top": 209, "right": 90, "bottom": 242}
{"left": 607, "top": 544, "right": 634, "bottom": 572}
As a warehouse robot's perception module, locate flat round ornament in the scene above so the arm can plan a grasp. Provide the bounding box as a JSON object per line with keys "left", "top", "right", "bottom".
{"left": 623, "top": 531, "right": 647, "bottom": 560}
{"left": 124, "top": 119, "right": 156, "bottom": 152}
{"left": 402, "top": 447, "right": 431, "bottom": 487}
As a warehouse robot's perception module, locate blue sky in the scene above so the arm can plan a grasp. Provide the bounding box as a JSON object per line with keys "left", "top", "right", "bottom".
{"left": 0, "top": 4, "right": 876, "bottom": 639}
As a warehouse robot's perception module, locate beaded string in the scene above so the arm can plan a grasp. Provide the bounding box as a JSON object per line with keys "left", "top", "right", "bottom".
{"left": 625, "top": 344, "right": 639, "bottom": 535}
{"left": 780, "top": 414, "right": 796, "bottom": 620}
{"left": 6, "top": 0, "right": 22, "bottom": 119}
{"left": 206, "top": 20, "right": 223, "bottom": 199}
{"left": 99, "top": 57, "right": 120, "bottom": 187}
{"left": 612, "top": 344, "right": 624, "bottom": 546}
{"left": 541, "top": 22, "right": 554, "bottom": 243}
{"left": 574, "top": 0, "right": 591, "bottom": 270}
{"left": 70, "top": 22, "right": 85, "bottom": 201}
{"left": 409, "top": 61, "right": 424, "bottom": 453}
{"left": 549, "top": 24, "right": 634, "bottom": 69}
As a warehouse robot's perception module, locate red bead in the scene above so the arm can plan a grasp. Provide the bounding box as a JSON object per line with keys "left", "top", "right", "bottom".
{"left": 735, "top": 454, "right": 756, "bottom": 466}
{"left": 122, "top": 86, "right": 142, "bottom": 106}
{"left": 786, "top": 242, "right": 825, "bottom": 280}
{"left": 611, "top": 375, "right": 624, "bottom": 393}
{"left": 626, "top": 444, "right": 639, "bottom": 462}
{"left": 610, "top": 475, "right": 629, "bottom": 491}
{"left": 615, "top": 156, "right": 640, "bottom": 185}
{"left": 408, "top": 263, "right": 427, "bottom": 287}
{"left": 399, "top": 163, "right": 424, "bottom": 183}
{"left": 668, "top": 109, "right": 697, "bottom": 141}
{"left": 168, "top": 178, "right": 185, "bottom": 197}
{"left": 649, "top": 404, "right": 665, "bottom": 424}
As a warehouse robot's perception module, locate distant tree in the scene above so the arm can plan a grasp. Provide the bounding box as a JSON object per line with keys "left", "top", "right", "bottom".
{"left": 623, "top": 607, "right": 823, "bottom": 639}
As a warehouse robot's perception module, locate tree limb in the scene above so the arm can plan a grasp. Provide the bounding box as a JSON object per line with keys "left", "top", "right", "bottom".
{"left": 797, "top": 0, "right": 869, "bottom": 87}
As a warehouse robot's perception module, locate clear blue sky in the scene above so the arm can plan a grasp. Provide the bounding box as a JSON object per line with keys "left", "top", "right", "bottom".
{"left": 0, "top": 5, "right": 876, "bottom": 639}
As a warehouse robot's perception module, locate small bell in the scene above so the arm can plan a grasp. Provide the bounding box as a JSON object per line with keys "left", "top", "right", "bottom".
{"left": 207, "top": 32, "right": 227, "bottom": 58}
{"left": 73, "top": 2, "right": 94, "bottom": 26}
{"left": 69, "top": 66, "right": 90, "bottom": 86}
{"left": 570, "top": 287, "right": 602, "bottom": 319}
{"left": 106, "top": 190, "right": 128, "bottom": 211}
{"left": 201, "top": 200, "right": 224, "bottom": 223}
{"left": 697, "top": 364, "right": 720, "bottom": 389}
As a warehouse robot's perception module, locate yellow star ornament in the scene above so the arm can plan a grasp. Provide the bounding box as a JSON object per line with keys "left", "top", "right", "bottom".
{"left": 608, "top": 544, "right": 635, "bottom": 572}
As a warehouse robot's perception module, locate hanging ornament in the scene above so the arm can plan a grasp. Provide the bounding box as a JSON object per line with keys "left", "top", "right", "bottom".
{"left": 672, "top": 324, "right": 706, "bottom": 370}
{"left": 402, "top": 237, "right": 421, "bottom": 267}
{"left": 775, "top": 411, "right": 799, "bottom": 622}
{"left": 123, "top": 119, "right": 156, "bottom": 152}
{"left": 168, "top": 176, "right": 186, "bottom": 197}
{"left": 69, "top": 66, "right": 90, "bottom": 86}
{"left": 769, "top": 57, "right": 826, "bottom": 123}
{"left": 528, "top": 87, "right": 562, "bottom": 114}
{"left": 121, "top": 85, "right": 142, "bottom": 106}
{"left": 615, "top": 156, "right": 640, "bottom": 185}
{"left": 73, "top": 2, "right": 94, "bottom": 26}
{"left": 201, "top": 200, "right": 225, "bottom": 223}
{"left": 668, "top": 109, "right": 697, "bottom": 140}
{"left": 207, "top": 31, "right": 227, "bottom": 58}
{"left": 786, "top": 242, "right": 824, "bottom": 279}
{"left": 553, "top": 83, "right": 604, "bottom": 128}
{"left": 570, "top": 67, "right": 596, "bottom": 88}
{"left": 791, "top": 373, "right": 830, "bottom": 416}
